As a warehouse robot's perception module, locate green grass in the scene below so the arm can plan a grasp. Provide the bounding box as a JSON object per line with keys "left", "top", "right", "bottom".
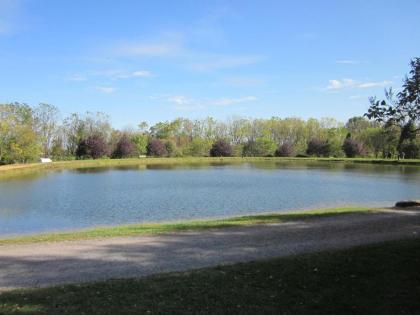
{"left": 0, "top": 207, "right": 375, "bottom": 245}
{"left": 1, "top": 237, "right": 419, "bottom": 314}
{"left": 1, "top": 156, "right": 419, "bottom": 180}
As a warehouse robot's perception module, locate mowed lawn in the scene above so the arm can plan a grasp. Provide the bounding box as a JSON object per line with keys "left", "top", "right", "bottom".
{"left": 1, "top": 238, "right": 419, "bottom": 314}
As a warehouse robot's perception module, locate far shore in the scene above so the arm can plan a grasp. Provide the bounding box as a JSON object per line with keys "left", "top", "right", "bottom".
{"left": 1, "top": 156, "right": 420, "bottom": 178}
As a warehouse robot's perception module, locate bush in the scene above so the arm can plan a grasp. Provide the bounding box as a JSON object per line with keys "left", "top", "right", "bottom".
{"left": 275, "top": 143, "right": 295, "bottom": 157}
{"left": 183, "top": 138, "right": 212, "bottom": 157}
{"left": 210, "top": 140, "right": 233, "bottom": 157}
{"left": 306, "top": 138, "right": 331, "bottom": 157}
{"left": 76, "top": 134, "right": 109, "bottom": 159}
{"left": 112, "top": 134, "right": 136, "bottom": 158}
{"left": 342, "top": 137, "right": 366, "bottom": 158}
{"left": 147, "top": 139, "right": 167, "bottom": 157}
{"left": 400, "top": 143, "right": 420, "bottom": 159}
{"left": 165, "top": 140, "right": 177, "bottom": 157}
{"left": 243, "top": 138, "right": 277, "bottom": 157}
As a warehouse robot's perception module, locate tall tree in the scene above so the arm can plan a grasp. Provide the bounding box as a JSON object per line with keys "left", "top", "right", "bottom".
{"left": 34, "top": 103, "right": 60, "bottom": 157}
{"left": 365, "top": 58, "right": 420, "bottom": 152}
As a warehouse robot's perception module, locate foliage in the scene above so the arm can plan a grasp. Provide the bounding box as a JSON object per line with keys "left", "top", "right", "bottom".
{"left": 366, "top": 58, "right": 420, "bottom": 152}
{"left": 306, "top": 138, "right": 331, "bottom": 157}
{"left": 210, "top": 139, "right": 233, "bottom": 157}
{"left": 132, "top": 134, "right": 148, "bottom": 155}
{"left": 400, "top": 142, "right": 420, "bottom": 159}
{"left": 147, "top": 139, "right": 167, "bottom": 157}
{"left": 76, "top": 134, "right": 109, "bottom": 159}
{"left": 165, "top": 140, "right": 178, "bottom": 157}
{"left": 342, "top": 135, "right": 366, "bottom": 158}
{"left": 1, "top": 60, "right": 420, "bottom": 166}
{"left": 112, "top": 134, "right": 136, "bottom": 158}
{"left": 275, "top": 143, "right": 295, "bottom": 157}
{"left": 0, "top": 103, "right": 42, "bottom": 164}
{"left": 243, "top": 138, "right": 277, "bottom": 157}
{"left": 183, "top": 138, "right": 212, "bottom": 157}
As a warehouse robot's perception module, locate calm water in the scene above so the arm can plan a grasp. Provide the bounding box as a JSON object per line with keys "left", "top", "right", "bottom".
{"left": 0, "top": 161, "right": 419, "bottom": 236}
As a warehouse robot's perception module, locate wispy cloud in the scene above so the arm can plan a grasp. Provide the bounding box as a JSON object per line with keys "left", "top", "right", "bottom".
{"left": 335, "top": 60, "right": 361, "bottom": 65}
{"left": 109, "top": 31, "right": 264, "bottom": 72}
{"left": 69, "top": 74, "right": 88, "bottom": 81}
{"left": 118, "top": 42, "right": 181, "bottom": 57}
{"left": 0, "top": 0, "right": 22, "bottom": 35}
{"left": 69, "top": 69, "right": 153, "bottom": 81}
{"left": 349, "top": 95, "right": 368, "bottom": 100}
{"left": 115, "top": 70, "right": 153, "bottom": 79}
{"left": 166, "top": 95, "right": 257, "bottom": 111}
{"left": 96, "top": 86, "right": 116, "bottom": 94}
{"left": 223, "top": 76, "right": 266, "bottom": 87}
{"left": 357, "top": 81, "right": 392, "bottom": 88}
{"left": 326, "top": 78, "right": 392, "bottom": 90}
{"left": 189, "top": 55, "right": 264, "bottom": 72}
{"left": 326, "top": 79, "right": 357, "bottom": 90}
{"left": 211, "top": 96, "right": 257, "bottom": 106}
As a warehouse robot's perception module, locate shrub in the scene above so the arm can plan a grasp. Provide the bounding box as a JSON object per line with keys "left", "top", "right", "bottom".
{"left": 275, "top": 143, "right": 295, "bottom": 157}
{"left": 400, "top": 143, "right": 420, "bottom": 159}
{"left": 132, "top": 134, "right": 148, "bottom": 155}
{"left": 165, "top": 140, "right": 177, "bottom": 157}
{"left": 76, "top": 134, "right": 109, "bottom": 159}
{"left": 210, "top": 140, "right": 233, "bottom": 157}
{"left": 306, "top": 138, "right": 331, "bottom": 157}
{"left": 112, "top": 134, "right": 136, "bottom": 158}
{"left": 183, "top": 138, "right": 212, "bottom": 157}
{"left": 243, "top": 138, "right": 277, "bottom": 157}
{"left": 342, "top": 137, "right": 366, "bottom": 158}
{"left": 147, "top": 139, "right": 167, "bottom": 157}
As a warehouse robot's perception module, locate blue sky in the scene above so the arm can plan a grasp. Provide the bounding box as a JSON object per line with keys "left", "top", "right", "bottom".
{"left": 0, "top": 0, "right": 419, "bottom": 127}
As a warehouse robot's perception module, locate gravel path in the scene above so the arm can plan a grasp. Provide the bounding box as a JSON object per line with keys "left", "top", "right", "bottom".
{"left": 1, "top": 210, "right": 420, "bottom": 291}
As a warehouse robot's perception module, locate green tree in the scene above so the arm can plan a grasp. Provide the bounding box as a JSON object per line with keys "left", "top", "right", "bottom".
{"left": 366, "top": 58, "right": 420, "bottom": 153}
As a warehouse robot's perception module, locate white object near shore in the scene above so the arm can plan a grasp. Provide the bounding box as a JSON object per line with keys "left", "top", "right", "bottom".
{"left": 40, "top": 158, "right": 52, "bottom": 163}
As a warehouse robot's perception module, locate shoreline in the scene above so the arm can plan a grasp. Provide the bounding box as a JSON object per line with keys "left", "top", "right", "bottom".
{"left": 0, "top": 156, "right": 419, "bottom": 179}
{"left": 0, "top": 206, "right": 376, "bottom": 245}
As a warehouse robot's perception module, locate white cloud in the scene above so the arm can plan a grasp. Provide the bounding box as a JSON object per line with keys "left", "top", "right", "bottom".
{"left": 357, "top": 80, "right": 392, "bottom": 88}
{"left": 0, "top": 0, "right": 22, "bottom": 35}
{"left": 211, "top": 96, "right": 257, "bottom": 106}
{"left": 71, "top": 69, "right": 153, "bottom": 81}
{"left": 131, "top": 70, "right": 152, "bottom": 77}
{"left": 116, "top": 35, "right": 183, "bottom": 57}
{"left": 336, "top": 60, "right": 360, "bottom": 65}
{"left": 96, "top": 86, "right": 116, "bottom": 94}
{"left": 69, "top": 74, "right": 87, "bottom": 81}
{"left": 167, "top": 95, "right": 192, "bottom": 105}
{"left": 114, "top": 70, "right": 153, "bottom": 79}
{"left": 223, "top": 76, "right": 266, "bottom": 87}
{"left": 166, "top": 95, "right": 205, "bottom": 111}
{"left": 165, "top": 95, "right": 257, "bottom": 111}
{"left": 326, "top": 78, "right": 392, "bottom": 90}
{"left": 349, "top": 95, "right": 367, "bottom": 100}
{"left": 189, "top": 55, "right": 264, "bottom": 72}
{"left": 326, "top": 78, "right": 356, "bottom": 90}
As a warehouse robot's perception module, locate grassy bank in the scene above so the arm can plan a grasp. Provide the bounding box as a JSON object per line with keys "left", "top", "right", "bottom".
{"left": 1, "top": 237, "right": 419, "bottom": 314}
{"left": 0, "top": 207, "right": 374, "bottom": 245}
{"left": 1, "top": 156, "right": 420, "bottom": 178}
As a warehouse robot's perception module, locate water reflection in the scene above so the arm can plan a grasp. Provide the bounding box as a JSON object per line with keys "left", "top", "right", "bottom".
{"left": 0, "top": 160, "right": 419, "bottom": 236}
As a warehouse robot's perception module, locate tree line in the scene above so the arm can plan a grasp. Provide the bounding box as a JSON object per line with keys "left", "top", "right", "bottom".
{"left": 0, "top": 58, "right": 418, "bottom": 164}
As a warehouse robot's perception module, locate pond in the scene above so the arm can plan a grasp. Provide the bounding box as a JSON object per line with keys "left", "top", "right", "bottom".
{"left": 0, "top": 161, "right": 419, "bottom": 236}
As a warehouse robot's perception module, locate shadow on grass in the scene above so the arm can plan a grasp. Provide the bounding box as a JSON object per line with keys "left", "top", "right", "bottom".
{"left": 0, "top": 237, "right": 420, "bottom": 314}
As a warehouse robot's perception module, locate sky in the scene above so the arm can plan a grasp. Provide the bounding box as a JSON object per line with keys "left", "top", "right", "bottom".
{"left": 0, "top": 0, "right": 419, "bottom": 128}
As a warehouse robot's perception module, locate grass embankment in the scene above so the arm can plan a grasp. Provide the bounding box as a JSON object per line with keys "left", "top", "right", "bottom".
{"left": 0, "top": 207, "right": 374, "bottom": 246}
{"left": 1, "top": 237, "right": 419, "bottom": 314}
{"left": 0, "top": 156, "right": 419, "bottom": 179}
